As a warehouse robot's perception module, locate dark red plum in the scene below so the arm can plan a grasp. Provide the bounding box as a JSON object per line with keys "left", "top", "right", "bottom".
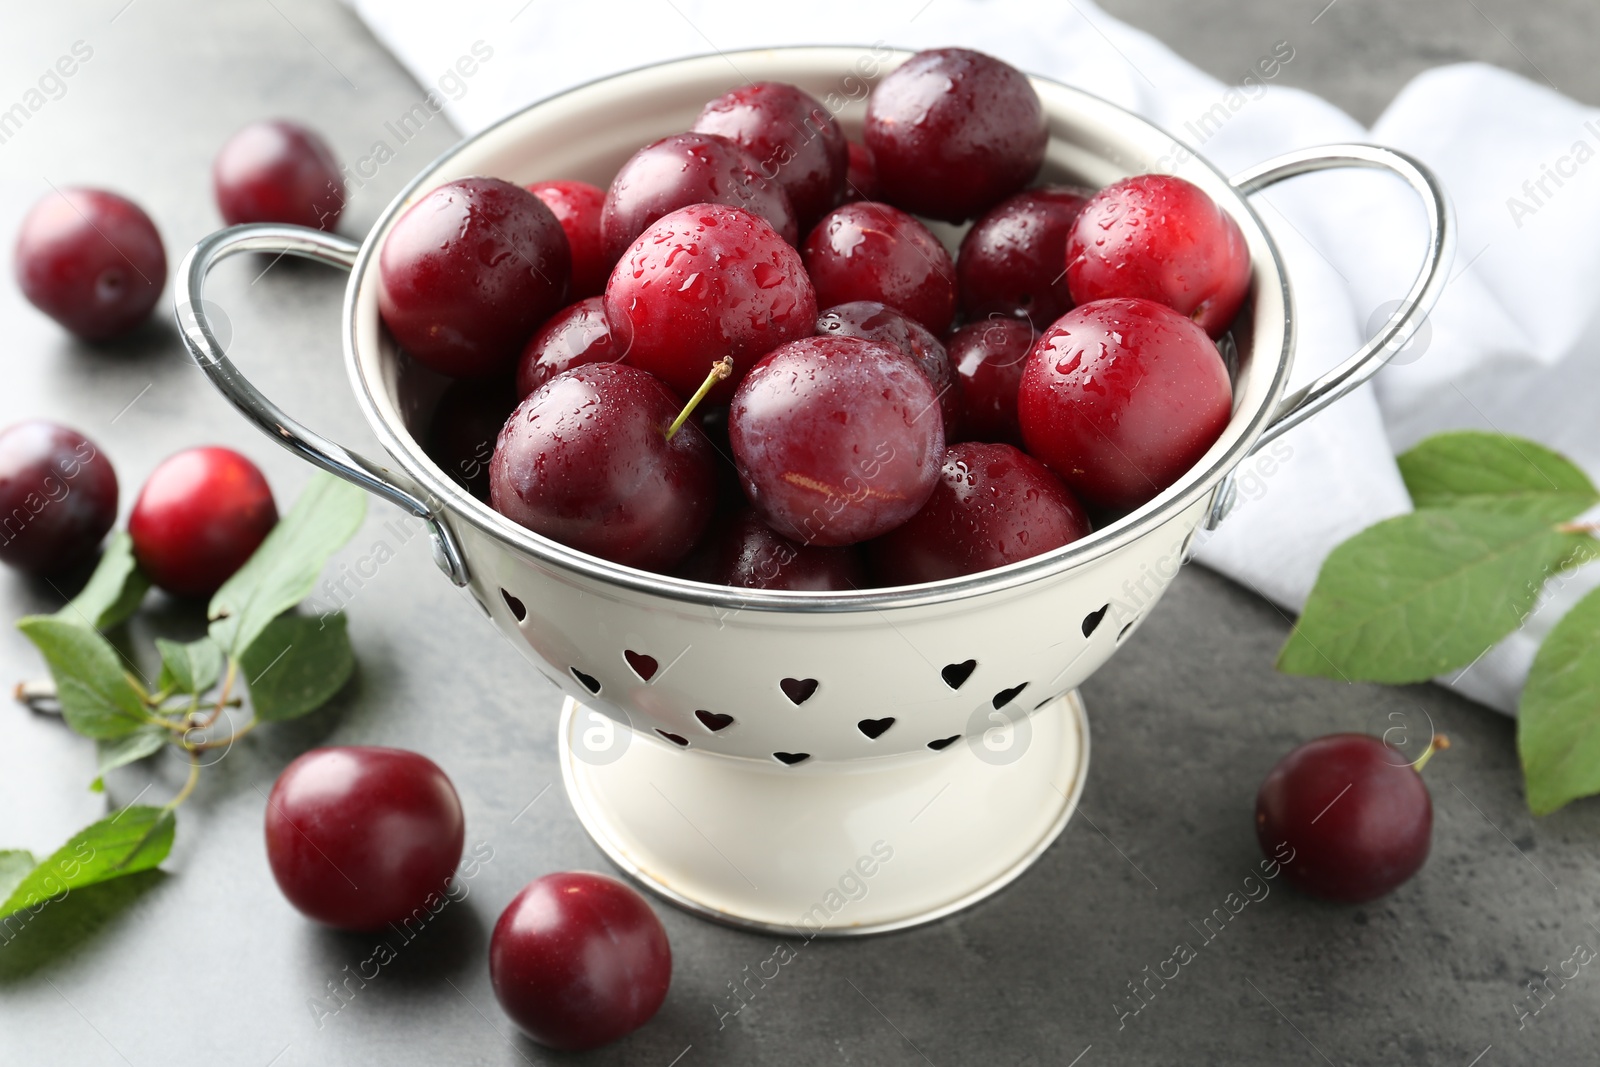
{"left": 489, "top": 362, "right": 717, "bottom": 571}
{"left": 0, "top": 422, "right": 118, "bottom": 575}
{"left": 729, "top": 336, "right": 943, "bottom": 546}
{"left": 802, "top": 202, "right": 956, "bottom": 335}
{"left": 958, "top": 185, "right": 1092, "bottom": 325}
{"left": 265, "top": 747, "right": 465, "bottom": 930}
{"left": 605, "top": 204, "right": 815, "bottom": 403}
{"left": 378, "top": 177, "right": 570, "bottom": 379}
{"left": 865, "top": 48, "right": 1046, "bottom": 222}
{"left": 869, "top": 442, "right": 1089, "bottom": 584}
{"left": 1065, "top": 174, "right": 1250, "bottom": 337}
{"left": 1018, "top": 298, "right": 1232, "bottom": 512}
{"left": 14, "top": 187, "right": 166, "bottom": 341}
{"left": 692, "top": 82, "right": 846, "bottom": 231}
{"left": 601, "top": 132, "right": 797, "bottom": 262}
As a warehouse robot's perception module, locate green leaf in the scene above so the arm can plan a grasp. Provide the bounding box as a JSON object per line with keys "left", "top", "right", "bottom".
{"left": 0, "top": 806, "right": 174, "bottom": 921}
{"left": 0, "top": 851, "right": 35, "bottom": 902}
{"left": 16, "top": 616, "right": 148, "bottom": 738}
{"left": 155, "top": 637, "right": 223, "bottom": 696}
{"left": 1278, "top": 511, "right": 1600, "bottom": 684}
{"left": 208, "top": 473, "right": 366, "bottom": 656}
{"left": 240, "top": 612, "right": 354, "bottom": 721}
{"left": 1519, "top": 588, "right": 1600, "bottom": 814}
{"left": 94, "top": 727, "right": 168, "bottom": 781}
{"left": 57, "top": 532, "right": 151, "bottom": 631}
{"left": 1398, "top": 431, "right": 1599, "bottom": 524}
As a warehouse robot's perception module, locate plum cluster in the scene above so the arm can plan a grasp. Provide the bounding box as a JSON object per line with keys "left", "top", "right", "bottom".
{"left": 382, "top": 48, "right": 1251, "bottom": 592}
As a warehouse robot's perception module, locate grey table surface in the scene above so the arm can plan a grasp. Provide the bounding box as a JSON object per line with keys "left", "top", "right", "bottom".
{"left": 3, "top": 2, "right": 1599, "bottom": 1065}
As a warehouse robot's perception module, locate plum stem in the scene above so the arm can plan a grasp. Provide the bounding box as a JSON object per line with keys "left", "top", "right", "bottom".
{"left": 665, "top": 358, "right": 733, "bottom": 441}
{"left": 1412, "top": 734, "right": 1449, "bottom": 773}
{"left": 13, "top": 678, "right": 60, "bottom": 714}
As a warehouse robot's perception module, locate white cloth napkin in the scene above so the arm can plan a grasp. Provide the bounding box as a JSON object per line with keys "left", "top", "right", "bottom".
{"left": 348, "top": 0, "right": 1600, "bottom": 715}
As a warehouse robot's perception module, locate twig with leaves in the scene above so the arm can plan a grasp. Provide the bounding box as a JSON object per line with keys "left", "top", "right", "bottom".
{"left": 0, "top": 473, "right": 366, "bottom": 926}
{"left": 1278, "top": 431, "right": 1600, "bottom": 814}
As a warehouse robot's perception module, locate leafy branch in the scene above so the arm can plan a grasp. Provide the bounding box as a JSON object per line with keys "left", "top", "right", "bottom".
{"left": 1277, "top": 431, "right": 1600, "bottom": 814}
{"left": 1, "top": 473, "right": 365, "bottom": 925}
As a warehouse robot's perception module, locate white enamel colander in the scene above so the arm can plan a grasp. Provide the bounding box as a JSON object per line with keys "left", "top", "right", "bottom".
{"left": 178, "top": 46, "right": 1451, "bottom": 936}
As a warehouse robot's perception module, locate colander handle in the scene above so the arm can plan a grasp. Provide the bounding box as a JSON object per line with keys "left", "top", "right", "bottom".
{"left": 1206, "top": 143, "right": 1455, "bottom": 527}
{"left": 175, "top": 224, "right": 471, "bottom": 587}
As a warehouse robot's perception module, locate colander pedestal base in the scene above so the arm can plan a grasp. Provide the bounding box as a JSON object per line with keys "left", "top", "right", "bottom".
{"left": 558, "top": 692, "right": 1090, "bottom": 936}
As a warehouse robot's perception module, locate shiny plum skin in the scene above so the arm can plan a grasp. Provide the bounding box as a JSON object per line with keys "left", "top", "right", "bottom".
{"left": 802, "top": 202, "right": 957, "bottom": 335}
{"left": 427, "top": 377, "right": 518, "bottom": 501}
{"left": 264, "top": 747, "right": 465, "bottom": 931}
{"left": 213, "top": 119, "right": 344, "bottom": 230}
{"left": 865, "top": 48, "right": 1047, "bottom": 223}
{"left": 129, "top": 447, "right": 277, "bottom": 598}
{"left": 1065, "top": 174, "right": 1250, "bottom": 337}
{"left": 1018, "top": 298, "right": 1232, "bottom": 512}
{"left": 490, "top": 872, "right": 671, "bottom": 1051}
{"left": 605, "top": 204, "right": 816, "bottom": 403}
{"left": 869, "top": 442, "right": 1089, "bottom": 585}
{"left": 489, "top": 363, "right": 716, "bottom": 571}
{"left": 14, "top": 187, "right": 167, "bottom": 341}
{"left": 527, "top": 179, "right": 610, "bottom": 297}
{"left": 842, "top": 141, "right": 881, "bottom": 203}
{"left": 947, "top": 319, "right": 1036, "bottom": 446}
{"left": 815, "top": 301, "right": 959, "bottom": 437}
{"left": 0, "top": 422, "right": 118, "bottom": 575}
{"left": 691, "top": 82, "right": 847, "bottom": 231}
{"left": 1256, "top": 734, "right": 1432, "bottom": 903}
{"left": 729, "top": 336, "right": 943, "bottom": 547}
{"left": 958, "top": 186, "right": 1092, "bottom": 325}
{"left": 600, "top": 133, "right": 798, "bottom": 263}
{"left": 378, "top": 177, "right": 570, "bottom": 379}
{"left": 713, "top": 508, "right": 867, "bottom": 591}
{"left": 514, "top": 296, "right": 619, "bottom": 400}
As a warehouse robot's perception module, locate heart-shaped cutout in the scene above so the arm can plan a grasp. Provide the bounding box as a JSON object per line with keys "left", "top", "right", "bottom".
{"left": 779, "top": 678, "right": 819, "bottom": 705}
{"left": 1082, "top": 604, "right": 1109, "bottom": 638}
{"left": 991, "top": 681, "right": 1028, "bottom": 709}
{"left": 857, "top": 717, "right": 895, "bottom": 739}
{"left": 940, "top": 659, "right": 977, "bottom": 690}
{"left": 695, "top": 710, "right": 734, "bottom": 732}
{"left": 501, "top": 589, "right": 526, "bottom": 621}
{"left": 656, "top": 729, "right": 688, "bottom": 746}
{"left": 624, "top": 650, "right": 658, "bottom": 682}
{"left": 773, "top": 752, "right": 811, "bottom": 765}
{"left": 570, "top": 667, "right": 601, "bottom": 695}
{"left": 927, "top": 735, "right": 960, "bottom": 751}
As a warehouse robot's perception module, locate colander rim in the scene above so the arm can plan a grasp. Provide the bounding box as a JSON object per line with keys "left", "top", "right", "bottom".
{"left": 341, "top": 44, "right": 1294, "bottom": 613}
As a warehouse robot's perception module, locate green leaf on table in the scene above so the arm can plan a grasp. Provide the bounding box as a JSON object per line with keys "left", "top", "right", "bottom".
{"left": 0, "top": 806, "right": 174, "bottom": 922}
{"left": 16, "top": 616, "right": 148, "bottom": 739}
{"left": 208, "top": 473, "right": 366, "bottom": 657}
{"left": 1398, "top": 431, "right": 1598, "bottom": 524}
{"left": 93, "top": 727, "right": 169, "bottom": 786}
{"left": 240, "top": 612, "right": 354, "bottom": 721}
{"left": 1519, "top": 587, "right": 1600, "bottom": 814}
{"left": 58, "top": 532, "right": 151, "bottom": 631}
{"left": 1278, "top": 510, "right": 1600, "bottom": 684}
{"left": 155, "top": 636, "right": 224, "bottom": 696}
{"left": 0, "top": 850, "right": 35, "bottom": 902}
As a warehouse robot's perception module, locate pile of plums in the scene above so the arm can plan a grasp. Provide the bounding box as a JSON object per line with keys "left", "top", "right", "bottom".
{"left": 392, "top": 47, "right": 1250, "bottom": 592}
